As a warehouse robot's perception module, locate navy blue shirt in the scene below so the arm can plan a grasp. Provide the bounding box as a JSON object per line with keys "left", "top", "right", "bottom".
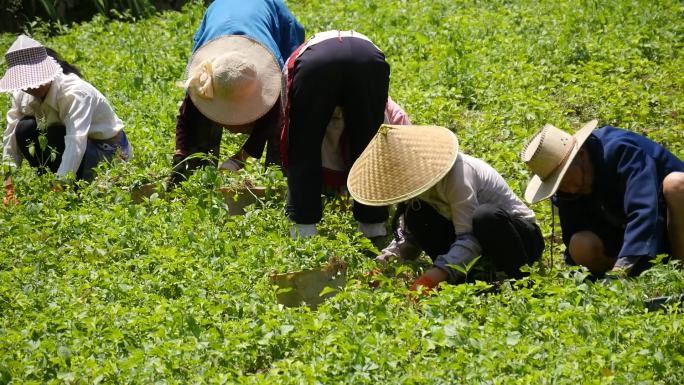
{"left": 554, "top": 126, "right": 684, "bottom": 263}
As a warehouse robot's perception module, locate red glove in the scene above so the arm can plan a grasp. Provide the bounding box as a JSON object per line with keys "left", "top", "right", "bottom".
{"left": 3, "top": 183, "right": 17, "bottom": 206}
{"left": 410, "top": 274, "right": 440, "bottom": 294}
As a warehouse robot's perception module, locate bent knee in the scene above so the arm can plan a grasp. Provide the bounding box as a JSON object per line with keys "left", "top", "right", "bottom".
{"left": 663, "top": 172, "right": 684, "bottom": 202}
{"left": 14, "top": 117, "right": 38, "bottom": 141}
{"left": 568, "top": 231, "right": 603, "bottom": 262}
{"left": 472, "top": 204, "right": 503, "bottom": 228}
{"left": 568, "top": 231, "right": 616, "bottom": 274}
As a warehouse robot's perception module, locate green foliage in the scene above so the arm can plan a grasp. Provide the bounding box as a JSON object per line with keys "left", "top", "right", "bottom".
{"left": 0, "top": 0, "right": 683, "bottom": 383}
{"left": 0, "top": 1, "right": 202, "bottom": 33}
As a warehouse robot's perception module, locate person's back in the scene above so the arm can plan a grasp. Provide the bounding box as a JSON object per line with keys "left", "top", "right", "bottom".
{"left": 192, "top": 0, "right": 304, "bottom": 66}
{"left": 595, "top": 126, "right": 684, "bottom": 182}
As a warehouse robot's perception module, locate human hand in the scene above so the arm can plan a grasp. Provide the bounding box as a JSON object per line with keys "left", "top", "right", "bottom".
{"left": 51, "top": 181, "right": 64, "bottom": 193}
{"left": 374, "top": 249, "right": 398, "bottom": 264}
{"left": 3, "top": 183, "right": 17, "bottom": 206}
{"left": 410, "top": 274, "right": 439, "bottom": 294}
{"left": 410, "top": 268, "right": 448, "bottom": 295}
{"left": 219, "top": 158, "right": 243, "bottom": 172}
{"left": 607, "top": 256, "right": 641, "bottom": 278}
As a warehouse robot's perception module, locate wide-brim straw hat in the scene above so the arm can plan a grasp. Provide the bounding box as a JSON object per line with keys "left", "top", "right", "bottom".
{"left": 347, "top": 124, "right": 459, "bottom": 206}
{"left": 520, "top": 119, "right": 598, "bottom": 204}
{"left": 0, "top": 35, "right": 61, "bottom": 92}
{"left": 185, "top": 35, "right": 281, "bottom": 125}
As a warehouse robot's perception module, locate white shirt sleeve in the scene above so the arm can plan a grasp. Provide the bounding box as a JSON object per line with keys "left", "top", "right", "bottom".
{"left": 55, "top": 90, "right": 94, "bottom": 177}
{"left": 3, "top": 93, "right": 26, "bottom": 169}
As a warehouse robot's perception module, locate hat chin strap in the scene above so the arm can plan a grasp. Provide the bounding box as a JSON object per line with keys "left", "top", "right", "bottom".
{"left": 187, "top": 62, "right": 214, "bottom": 99}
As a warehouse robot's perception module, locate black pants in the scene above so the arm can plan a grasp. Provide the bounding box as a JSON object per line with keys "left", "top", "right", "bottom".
{"left": 402, "top": 201, "right": 544, "bottom": 278}
{"left": 15, "top": 117, "right": 66, "bottom": 174}
{"left": 14, "top": 116, "right": 125, "bottom": 181}
{"left": 286, "top": 37, "right": 390, "bottom": 224}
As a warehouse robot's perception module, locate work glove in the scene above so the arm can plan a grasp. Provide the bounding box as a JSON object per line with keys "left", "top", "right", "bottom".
{"left": 290, "top": 223, "right": 318, "bottom": 239}
{"left": 219, "top": 157, "right": 243, "bottom": 172}
{"left": 3, "top": 183, "right": 17, "bottom": 206}
{"left": 375, "top": 249, "right": 399, "bottom": 264}
{"left": 607, "top": 255, "right": 642, "bottom": 278}
{"left": 410, "top": 273, "right": 440, "bottom": 294}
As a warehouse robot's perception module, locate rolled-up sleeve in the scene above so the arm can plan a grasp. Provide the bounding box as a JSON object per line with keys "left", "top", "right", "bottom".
{"left": 56, "top": 91, "right": 93, "bottom": 177}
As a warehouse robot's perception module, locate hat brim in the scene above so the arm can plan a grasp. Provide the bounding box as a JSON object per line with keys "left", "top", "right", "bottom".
{"left": 186, "top": 35, "right": 281, "bottom": 126}
{"left": 348, "top": 125, "right": 459, "bottom": 206}
{"left": 0, "top": 55, "right": 61, "bottom": 92}
{"left": 524, "top": 119, "right": 598, "bottom": 203}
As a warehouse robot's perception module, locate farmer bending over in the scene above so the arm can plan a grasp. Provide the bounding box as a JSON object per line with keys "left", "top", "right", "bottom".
{"left": 281, "top": 30, "right": 410, "bottom": 244}
{"left": 347, "top": 125, "right": 544, "bottom": 292}
{"left": 520, "top": 120, "right": 684, "bottom": 276}
{"left": 1, "top": 35, "right": 132, "bottom": 204}
{"left": 168, "top": 0, "right": 304, "bottom": 187}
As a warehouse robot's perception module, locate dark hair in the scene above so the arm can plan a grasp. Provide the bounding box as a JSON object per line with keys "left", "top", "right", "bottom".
{"left": 45, "top": 47, "right": 83, "bottom": 78}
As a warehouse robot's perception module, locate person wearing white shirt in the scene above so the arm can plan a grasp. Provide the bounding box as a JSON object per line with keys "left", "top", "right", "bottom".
{"left": 347, "top": 125, "right": 544, "bottom": 292}
{"left": 0, "top": 35, "right": 131, "bottom": 204}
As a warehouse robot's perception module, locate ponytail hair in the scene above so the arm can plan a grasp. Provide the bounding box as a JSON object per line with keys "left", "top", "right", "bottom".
{"left": 45, "top": 48, "right": 83, "bottom": 78}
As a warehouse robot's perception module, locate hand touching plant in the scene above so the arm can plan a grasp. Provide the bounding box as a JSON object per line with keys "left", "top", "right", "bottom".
{"left": 3, "top": 178, "right": 17, "bottom": 206}
{"left": 219, "top": 149, "right": 248, "bottom": 172}
{"left": 410, "top": 267, "right": 448, "bottom": 294}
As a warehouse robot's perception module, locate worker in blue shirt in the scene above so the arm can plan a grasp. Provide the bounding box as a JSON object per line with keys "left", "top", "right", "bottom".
{"left": 520, "top": 120, "right": 684, "bottom": 276}
{"left": 169, "top": 0, "right": 304, "bottom": 187}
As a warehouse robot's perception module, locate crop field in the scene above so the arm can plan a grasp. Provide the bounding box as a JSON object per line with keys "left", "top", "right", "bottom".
{"left": 1, "top": 0, "right": 683, "bottom": 383}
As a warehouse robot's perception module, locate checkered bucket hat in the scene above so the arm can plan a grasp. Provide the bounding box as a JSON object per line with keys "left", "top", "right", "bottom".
{"left": 0, "top": 35, "right": 61, "bottom": 92}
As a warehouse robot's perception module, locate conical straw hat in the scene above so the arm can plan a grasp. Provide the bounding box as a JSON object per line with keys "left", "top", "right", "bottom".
{"left": 347, "top": 124, "right": 459, "bottom": 206}
{"left": 520, "top": 119, "right": 598, "bottom": 203}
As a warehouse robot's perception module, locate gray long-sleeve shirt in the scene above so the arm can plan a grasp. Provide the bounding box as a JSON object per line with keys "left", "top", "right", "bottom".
{"left": 382, "top": 153, "right": 536, "bottom": 283}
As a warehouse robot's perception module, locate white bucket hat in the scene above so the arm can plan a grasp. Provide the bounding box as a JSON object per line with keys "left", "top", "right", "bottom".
{"left": 520, "top": 119, "right": 598, "bottom": 204}
{"left": 347, "top": 124, "right": 459, "bottom": 206}
{"left": 0, "top": 35, "right": 61, "bottom": 92}
{"left": 184, "top": 35, "right": 281, "bottom": 126}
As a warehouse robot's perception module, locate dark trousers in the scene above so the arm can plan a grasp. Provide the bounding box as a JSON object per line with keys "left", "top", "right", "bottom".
{"left": 14, "top": 116, "right": 124, "bottom": 181}
{"left": 15, "top": 117, "right": 66, "bottom": 174}
{"left": 286, "top": 37, "right": 390, "bottom": 224}
{"left": 402, "top": 201, "right": 544, "bottom": 278}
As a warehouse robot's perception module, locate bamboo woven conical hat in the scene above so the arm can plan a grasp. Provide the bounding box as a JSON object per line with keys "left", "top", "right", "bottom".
{"left": 347, "top": 124, "right": 459, "bottom": 206}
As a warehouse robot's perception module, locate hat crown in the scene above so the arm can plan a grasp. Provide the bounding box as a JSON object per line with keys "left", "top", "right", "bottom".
{"left": 0, "top": 34, "right": 60, "bottom": 93}
{"left": 347, "top": 125, "right": 459, "bottom": 206}
{"left": 5, "top": 35, "right": 49, "bottom": 68}
{"left": 521, "top": 124, "right": 576, "bottom": 181}
{"left": 211, "top": 53, "right": 258, "bottom": 100}
{"left": 7, "top": 35, "right": 42, "bottom": 52}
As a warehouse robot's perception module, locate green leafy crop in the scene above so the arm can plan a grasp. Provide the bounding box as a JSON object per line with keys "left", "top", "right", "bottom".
{"left": 0, "top": 0, "right": 683, "bottom": 383}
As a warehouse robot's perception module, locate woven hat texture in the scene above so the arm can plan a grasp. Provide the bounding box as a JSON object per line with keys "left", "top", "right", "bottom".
{"left": 520, "top": 119, "right": 598, "bottom": 203}
{"left": 347, "top": 124, "right": 459, "bottom": 206}
{"left": 0, "top": 35, "right": 61, "bottom": 92}
{"left": 185, "top": 35, "right": 281, "bottom": 125}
